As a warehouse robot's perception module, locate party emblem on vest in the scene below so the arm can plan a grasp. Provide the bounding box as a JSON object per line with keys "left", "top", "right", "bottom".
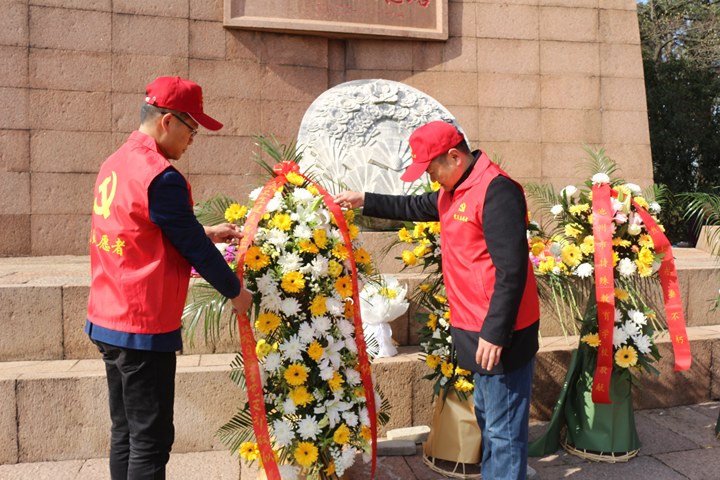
{"left": 453, "top": 202, "right": 469, "bottom": 222}
{"left": 93, "top": 171, "right": 117, "bottom": 219}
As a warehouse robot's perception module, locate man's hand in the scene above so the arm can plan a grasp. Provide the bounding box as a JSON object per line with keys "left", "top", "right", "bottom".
{"left": 230, "top": 287, "right": 253, "bottom": 315}
{"left": 334, "top": 191, "right": 365, "bottom": 209}
{"left": 475, "top": 336, "right": 503, "bottom": 371}
{"left": 205, "top": 223, "right": 242, "bottom": 244}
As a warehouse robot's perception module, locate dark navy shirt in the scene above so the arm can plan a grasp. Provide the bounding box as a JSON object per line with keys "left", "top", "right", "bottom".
{"left": 86, "top": 167, "right": 241, "bottom": 352}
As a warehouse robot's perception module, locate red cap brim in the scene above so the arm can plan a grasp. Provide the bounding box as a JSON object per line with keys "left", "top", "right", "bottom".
{"left": 188, "top": 112, "right": 223, "bottom": 131}
{"left": 400, "top": 159, "right": 430, "bottom": 182}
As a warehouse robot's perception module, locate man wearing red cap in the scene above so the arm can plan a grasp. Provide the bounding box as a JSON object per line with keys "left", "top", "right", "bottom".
{"left": 335, "top": 121, "right": 540, "bottom": 480}
{"left": 87, "top": 76, "right": 252, "bottom": 479}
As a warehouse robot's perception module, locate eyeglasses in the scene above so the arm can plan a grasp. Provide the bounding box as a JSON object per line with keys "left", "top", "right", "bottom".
{"left": 167, "top": 112, "right": 198, "bottom": 138}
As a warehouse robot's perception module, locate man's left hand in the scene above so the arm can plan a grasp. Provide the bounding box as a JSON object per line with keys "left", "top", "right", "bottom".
{"left": 205, "top": 223, "right": 242, "bottom": 244}
{"left": 475, "top": 337, "right": 503, "bottom": 371}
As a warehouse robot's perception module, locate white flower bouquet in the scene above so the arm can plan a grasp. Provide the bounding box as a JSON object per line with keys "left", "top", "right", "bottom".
{"left": 359, "top": 274, "right": 409, "bottom": 358}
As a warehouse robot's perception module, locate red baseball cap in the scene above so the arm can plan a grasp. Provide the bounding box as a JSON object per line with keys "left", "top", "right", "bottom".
{"left": 401, "top": 121, "right": 465, "bottom": 182}
{"left": 144, "top": 76, "right": 223, "bottom": 131}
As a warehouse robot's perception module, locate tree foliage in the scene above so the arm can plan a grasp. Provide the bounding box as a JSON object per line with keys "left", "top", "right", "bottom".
{"left": 638, "top": 0, "right": 720, "bottom": 243}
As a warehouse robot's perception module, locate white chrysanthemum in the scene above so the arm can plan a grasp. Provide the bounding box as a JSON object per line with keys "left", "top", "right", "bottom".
{"left": 298, "top": 322, "right": 316, "bottom": 344}
{"left": 263, "top": 352, "right": 282, "bottom": 372}
{"left": 280, "top": 297, "right": 301, "bottom": 317}
{"left": 312, "top": 315, "right": 331, "bottom": 334}
{"left": 632, "top": 333, "right": 652, "bottom": 354}
{"left": 297, "top": 417, "right": 321, "bottom": 440}
{"left": 613, "top": 325, "right": 629, "bottom": 348}
{"left": 649, "top": 202, "right": 661, "bottom": 214}
{"left": 292, "top": 223, "right": 312, "bottom": 240}
{"left": 345, "top": 337, "right": 358, "bottom": 354}
{"left": 561, "top": 185, "right": 577, "bottom": 197}
{"left": 342, "top": 411, "right": 359, "bottom": 427}
{"left": 278, "top": 252, "right": 303, "bottom": 273}
{"left": 265, "top": 228, "right": 289, "bottom": 247}
{"left": 326, "top": 296, "right": 344, "bottom": 316}
{"left": 334, "top": 447, "right": 357, "bottom": 476}
{"left": 319, "top": 361, "right": 336, "bottom": 381}
{"left": 614, "top": 308, "right": 623, "bottom": 322}
{"left": 438, "top": 317, "right": 449, "bottom": 328}
{"left": 617, "top": 257, "right": 637, "bottom": 277}
{"left": 329, "top": 228, "right": 343, "bottom": 241}
{"left": 550, "top": 204, "right": 564, "bottom": 216}
{"left": 591, "top": 173, "right": 610, "bottom": 184}
{"left": 308, "top": 255, "right": 329, "bottom": 278}
{"left": 292, "top": 187, "right": 314, "bottom": 203}
{"left": 574, "top": 263, "right": 594, "bottom": 278}
{"left": 627, "top": 223, "right": 642, "bottom": 236}
{"left": 277, "top": 465, "right": 300, "bottom": 480}
{"left": 279, "top": 335, "right": 304, "bottom": 362}
{"left": 256, "top": 272, "right": 278, "bottom": 295}
{"left": 623, "top": 319, "right": 641, "bottom": 337}
{"left": 624, "top": 183, "right": 642, "bottom": 194}
{"left": 345, "top": 368, "right": 361, "bottom": 386}
{"left": 282, "top": 397, "right": 296, "bottom": 415}
{"left": 628, "top": 309, "right": 647, "bottom": 326}
{"left": 611, "top": 197, "right": 624, "bottom": 213}
{"left": 272, "top": 418, "right": 294, "bottom": 448}
{"left": 248, "top": 187, "right": 263, "bottom": 201}
{"left": 261, "top": 293, "right": 282, "bottom": 313}
{"left": 265, "top": 193, "right": 283, "bottom": 212}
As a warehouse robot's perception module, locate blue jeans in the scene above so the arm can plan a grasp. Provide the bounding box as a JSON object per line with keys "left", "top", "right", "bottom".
{"left": 473, "top": 358, "right": 535, "bottom": 480}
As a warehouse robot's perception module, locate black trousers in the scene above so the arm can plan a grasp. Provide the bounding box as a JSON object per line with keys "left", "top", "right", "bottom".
{"left": 95, "top": 341, "right": 176, "bottom": 480}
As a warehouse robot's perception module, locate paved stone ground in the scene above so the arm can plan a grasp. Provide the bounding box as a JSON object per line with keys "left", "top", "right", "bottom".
{"left": 1, "top": 402, "right": 717, "bottom": 480}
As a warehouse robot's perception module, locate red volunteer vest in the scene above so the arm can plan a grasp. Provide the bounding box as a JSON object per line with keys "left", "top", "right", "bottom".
{"left": 87, "top": 131, "right": 192, "bottom": 334}
{"left": 437, "top": 153, "right": 539, "bottom": 333}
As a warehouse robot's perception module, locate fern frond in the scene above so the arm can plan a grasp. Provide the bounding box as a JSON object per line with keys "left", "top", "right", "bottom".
{"left": 194, "top": 194, "right": 237, "bottom": 226}
{"left": 216, "top": 407, "right": 256, "bottom": 454}
{"left": 581, "top": 146, "right": 623, "bottom": 182}
{"left": 182, "top": 282, "right": 231, "bottom": 346}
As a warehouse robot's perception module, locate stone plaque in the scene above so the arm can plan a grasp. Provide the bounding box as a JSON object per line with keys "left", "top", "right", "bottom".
{"left": 296, "top": 79, "right": 461, "bottom": 198}
{"left": 224, "top": 0, "right": 448, "bottom": 40}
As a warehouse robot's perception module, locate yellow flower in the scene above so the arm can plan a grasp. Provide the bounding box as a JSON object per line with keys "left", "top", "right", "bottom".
{"left": 281, "top": 271, "right": 305, "bottom": 293}
{"left": 454, "top": 378, "right": 474, "bottom": 392}
{"left": 328, "top": 371, "right": 345, "bottom": 392}
{"left": 561, "top": 244, "right": 582, "bottom": 267}
{"left": 360, "top": 425, "right": 372, "bottom": 441}
{"left": 348, "top": 223, "right": 359, "bottom": 240}
{"left": 379, "top": 287, "right": 397, "bottom": 299}
{"left": 285, "top": 171, "right": 304, "bottom": 186}
{"left": 425, "top": 354, "right": 440, "bottom": 369}
{"left": 271, "top": 212, "right": 292, "bottom": 231}
{"left": 443, "top": 310, "right": 451, "bottom": 320}
{"left": 568, "top": 203, "right": 590, "bottom": 216}
{"left": 307, "top": 341, "right": 324, "bottom": 361}
{"left": 307, "top": 185, "right": 319, "bottom": 196}
{"left": 293, "top": 441, "right": 318, "bottom": 468}
{"left": 290, "top": 386, "right": 314, "bottom": 407}
{"left": 581, "top": 333, "right": 600, "bottom": 348}
{"left": 419, "top": 283, "right": 432, "bottom": 293}
{"left": 284, "top": 364, "right": 308, "bottom": 386}
{"left": 455, "top": 367, "right": 471, "bottom": 376}
{"left": 428, "top": 222, "right": 441, "bottom": 234}
{"left": 638, "top": 234, "right": 654, "bottom": 248}
{"left": 332, "top": 244, "right": 350, "bottom": 261}
{"left": 298, "top": 239, "right": 319, "bottom": 254}
{"left": 332, "top": 423, "right": 351, "bottom": 445}
{"left": 224, "top": 203, "right": 247, "bottom": 223}
{"left": 256, "top": 339, "right": 273, "bottom": 358}
{"left": 335, "top": 275, "right": 353, "bottom": 298}
{"left": 344, "top": 208, "right": 355, "bottom": 223}
{"left": 401, "top": 250, "right": 417, "bottom": 266}
{"left": 413, "top": 244, "right": 429, "bottom": 257}
{"left": 580, "top": 236, "right": 595, "bottom": 255}
{"left": 327, "top": 260, "right": 343, "bottom": 277}
{"left": 614, "top": 288, "right": 629, "bottom": 301}
{"left": 313, "top": 229, "right": 328, "bottom": 249}
{"left": 638, "top": 246, "right": 654, "bottom": 266}
{"left": 398, "top": 227, "right": 413, "bottom": 243}
{"left": 613, "top": 251, "right": 619, "bottom": 267}
{"left": 239, "top": 442, "right": 259, "bottom": 461}
{"left": 412, "top": 223, "right": 427, "bottom": 238}
{"left": 564, "top": 223, "right": 582, "bottom": 238}
{"left": 310, "top": 295, "right": 327, "bottom": 316}
{"left": 246, "top": 246, "right": 270, "bottom": 271}
{"left": 531, "top": 242, "right": 546, "bottom": 256}
{"left": 344, "top": 299, "right": 355, "bottom": 319}
{"left": 434, "top": 295, "right": 447, "bottom": 304}
{"left": 426, "top": 314, "right": 438, "bottom": 330}
{"left": 613, "top": 237, "right": 631, "bottom": 248}
{"left": 255, "top": 312, "right": 281, "bottom": 334}
{"left": 634, "top": 196, "right": 649, "bottom": 210}
{"left": 615, "top": 345, "right": 638, "bottom": 368}
{"left": 636, "top": 260, "right": 653, "bottom": 277}
{"left": 538, "top": 257, "right": 556, "bottom": 273}
{"left": 440, "top": 362, "right": 454, "bottom": 378}
{"left": 354, "top": 247, "right": 372, "bottom": 265}
{"left": 325, "top": 461, "right": 336, "bottom": 476}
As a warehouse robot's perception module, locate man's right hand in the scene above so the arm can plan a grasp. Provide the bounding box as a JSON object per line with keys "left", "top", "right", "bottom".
{"left": 230, "top": 287, "right": 253, "bottom": 315}
{"left": 334, "top": 191, "right": 365, "bottom": 209}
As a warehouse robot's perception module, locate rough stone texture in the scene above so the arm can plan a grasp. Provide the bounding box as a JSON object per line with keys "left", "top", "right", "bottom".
{"left": 30, "top": 131, "right": 112, "bottom": 173}
{"left": 600, "top": 8, "right": 641, "bottom": 45}
{"left": 112, "top": 13, "right": 188, "bottom": 57}
{"left": 0, "top": 45, "right": 28, "bottom": 88}
{"left": 386, "top": 425, "right": 431, "bottom": 444}
{"left": 31, "top": 173, "right": 95, "bottom": 215}
{"left": 0, "top": 172, "right": 30, "bottom": 215}
{"left": 190, "top": 0, "right": 222, "bottom": 22}
{"left": 477, "top": 107, "right": 540, "bottom": 142}
{"left": 1, "top": 0, "right": 29, "bottom": 47}
{"left": 0, "top": 87, "right": 29, "bottom": 130}
{"left": 62, "top": 285, "right": 95, "bottom": 360}
{"left": 377, "top": 439, "right": 417, "bottom": 456}
{"left": 29, "top": 6, "right": 111, "bottom": 52}
{"left": 30, "top": 0, "right": 111, "bottom": 11}
{"left": 111, "top": 54, "right": 188, "bottom": 93}
{"left": 0, "top": 286, "right": 63, "bottom": 361}
{"left": 541, "top": 75, "right": 600, "bottom": 110}
{"left": 540, "top": 6, "right": 598, "bottom": 42}
{"left": 476, "top": 3, "right": 538, "bottom": 40}
{"left": 189, "top": 59, "right": 264, "bottom": 100}
{"left": 190, "top": 20, "right": 226, "bottom": 60}
{"left": 373, "top": 356, "right": 416, "bottom": 435}
{"left": 0, "top": 215, "right": 31, "bottom": 256}
{"left": 113, "top": 0, "right": 188, "bottom": 18}
{"left": 478, "top": 73, "right": 540, "bottom": 108}
{"left": 530, "top": 347, "right": 574, "bottom": 421}
{"left": 0, "top": 130, "right": 29, "bottom": 172}
{"left": 29, "top": 90, "right": 111, "bottom": 132}
{"left": 29, "top": 49, "right": 111, "bottom": 92}
{"left": 31, "top": 214, "right": 91, "bottom": 256}
{"left": 0, "top": 379, "right": 17, "bottom": 465}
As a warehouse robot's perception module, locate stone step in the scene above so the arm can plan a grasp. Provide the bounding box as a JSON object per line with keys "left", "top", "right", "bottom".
{"left": 1, "top": 249, "right": 719, "bottom": 362}
{"left": 1, "top": 330, "right": 718, "bottom": 466}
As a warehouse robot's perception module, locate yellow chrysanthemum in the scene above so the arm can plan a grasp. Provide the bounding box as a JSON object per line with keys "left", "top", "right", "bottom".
{"left": 455, "top": 367, "right": 471, "bottom": 376}
{"left": 613, "top": 237, "right": 632, "bottom": 248}
{"left": 398, "top": 227, "right": 413, "bottom": 243}
{"left": 580, "top": 235, "right": 595, "bottom": 255}
{"left": 581, "top": 333, "right": 600, "bottom": 348}
{"left": 636, "top": 260, "right": 653, "bottom": 277}
{"left": 354, "top": 247, "right": 372, "bottom": 265}
{"left": 298, "top": 239, "right": 319, "bottom": 254}
{"left": 347, "top": 223, "right": 359, "bottom": 240}
{"left": 307, "top": 341, "right": 324, "bottom": 361}
{"left": 327, "top": 260, "right": 343, "bottom": 277}
{"left": 568, "top": 203, "right": 590, "bottom": 216}
{"left": 419, "top": 283, "right": 432, "bottom": 293}
{"left": 344, "top": 299, "right": 354, "bottom": 319}
{"left": 615, "top": 345, "right": 638, "bottom": 368}
{"left": 561, "top": 244, "right": 582, "bottom": 267}
{"left": 614, "top": 288, "right": 630, "bottom": 301}
{"left": 310, "top": 295, "right": 327, "bottom": 316}
{"left": 325, "top": 461, "right": 336, "bottom": 476}
{"left": 238, "top": 442, "right": 259, "bottom": 461}
{"left": 613, "top": 251, "right": 620, "bottom": 267}
{"left": 379, "top": 287, "right": 397, "bottom": 300}
{"left": 255, "top": 312, "right": 281, "bottom": 334}
{"left": 331, "top": 244, "right": 350, "bottom": 261}
{"left": 313, "top": 229, "right": 328, "bottom": 249}
{"left": 271, "top": 212, "right": 292, "bottom": 231}
{"left": 246, "top": 246, "right": 270, "bottom": 271}
{"left": 224, "top": 203, "right": 248, "bottom": 223}
{"left": 426, "top": 314, "right": 438, "bottom": 330}
{"left": 412, "top": 223, "right": 427, "bottom": 239}
{"left": 281, "top": 271, "right": 305, "bottom": 293}
{"left": 335, "top": 275, "right": 353, "bottom": 298}
{"left": 638, "top": 246, "right": 654, "bottom": 266}
{"left": 285, "top": 171, "right": 304, "bottom": 186}
{"left": 255, "top": 339, "right": 273, "bottom": 358}
{"left": 328, "top": 372, "right": 344, "bottom": 392}
{"left": 290, "top": 386, "right": 314, "bottom": 407}
{"left": 454, "top": 377, "right": 474, "bottom": 392}
{"left": 564, "top": 224, "right": 583, "bottom": 238}
{"left": 440, "top": 362, "right": 454, "bottom": 378}
{"left": 538, "top": 257, "right": 556, "bottom": 273}
{"left": 413, "top": 244, "right": 429, "bottom": 257}
{"left": 443, "top": 310, "right": 451, "bottom": 320}
{"left": 638, "top": 234, "right": 654, "bottom": 248}
{"left": 284, "top": 364, "right": 308, "bottom": 386}
{"left": 344, "top": 208, "right": 355, "bottom": 223}
{"left": 307, "top": 185, "right": 319, "bottom": 196}
{"left": 332, "top": 423, "right": 351, "bottom": 445}
{"left": 293, "top": 441, "right": 318, "bottom": 468}
{"left": 434, "top": 295, "right": 447, "bottom": 304}
{"left": 634, "top": 196, "right": 649, "bottom": 210}
{"left": 401, "top": 250, "right": 417, "bottom": 266}
{"left": 428, "top": 222, "right": 441, "bottom": 234}
{"left": 425, "top": 354, "right": 440, "bottom": 369}
{"left": 531, "top": 242, "right": 546, "bottom": 256}
{"left": 360, "top": 425, "right": 372, "bottom": 441}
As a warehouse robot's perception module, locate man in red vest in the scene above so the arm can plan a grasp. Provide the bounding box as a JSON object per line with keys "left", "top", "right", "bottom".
{"left": 87, "top": 76, "right": 252, "bottom": 479}
{"left": 335, "top": 121, "right": 540, "bottom": 480}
